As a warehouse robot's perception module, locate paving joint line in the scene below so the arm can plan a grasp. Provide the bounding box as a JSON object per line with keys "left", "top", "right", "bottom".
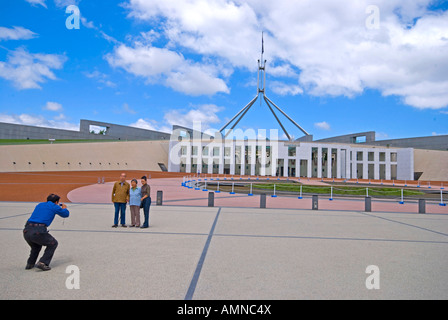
{"left": 0, "top": 227, "right": 209, "bottom": 237}
{"left": 359, "top": 211, "right": 448, "bottom": 238}
{"left": 0, "top": 212, "right": 32, "bottom": 220}
{"left": 184, "top": 207, "right": 222, "bottom": 300}
{"left": 212, "top": 232, "right": 448, "bottom": 244}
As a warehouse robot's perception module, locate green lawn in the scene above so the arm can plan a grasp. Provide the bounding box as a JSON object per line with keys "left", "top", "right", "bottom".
{"left": 0, "top": 139, "right": 117, "bottom": 145}
{"left": 253, "top": 183, "right": 425, "bottom": 196}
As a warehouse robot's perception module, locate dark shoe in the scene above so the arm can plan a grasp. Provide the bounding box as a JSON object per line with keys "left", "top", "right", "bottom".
{"left": 36, "top": 262, "right": 51, "bottom": 271}
{"left": 25, "top": 263, "right": 34, "bottom": 270}
{"left": 112, "top": 224, "right": 118, "bottom": 228}
{"left": 121, "top": 224, "right": 127, "bottom": 228}
{"left": 140, "top": 225, "right": 149, "bottom": 229}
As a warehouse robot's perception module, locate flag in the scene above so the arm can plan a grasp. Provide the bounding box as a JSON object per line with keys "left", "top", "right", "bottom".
{"left": 262, "top": 32, "right": 264, "bottom": 54}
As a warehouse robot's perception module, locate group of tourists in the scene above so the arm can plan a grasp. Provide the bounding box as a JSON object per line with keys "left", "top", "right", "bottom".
{"left": 111, "top": 172, "right": 152, "bottom": 228}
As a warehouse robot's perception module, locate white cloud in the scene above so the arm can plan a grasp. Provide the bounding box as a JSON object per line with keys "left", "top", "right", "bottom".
{"left": 375, "top": 132, "right": 389, "bottom": 139}
{"left": 165, "top": 63, "right": 230, "bottom": 96}
{"left": 164, "top": 104, "right": 223, "bottom": 129}
{"left": 106, "top": 44, "right": 183, "bottom": 78}
{"left": 124, "top": 0, "right": 448, "bottom": 108}
{"left": 24, "top": 0, "right": 47, "bottom": 8}
{"left": 84, "top": 70, "right": 117, "bottom": 88}
{"left": 0, "top": 113, "right": 78, "bottom": 131}
{"left": 54, "top": 0, "right": 81, "bottom": 9}
{"left": 270, "top": 81, "right": 303, "bottom": 96}
{"left": 0, "top": 26, "right": 38, "bottom": 41}
{"left": 0, "top": 47, "right": 66, "bottom": 89}
{"left": 79, "top": 14, "right": 119, "bottom": 44}
{"left": 113, "top": 103, "right": 136, "bottom": 115}
{"left": 106, "top": 44, "right": 229, "bottom": 96}
{"left": 122, "top": 103, "right": 136, "bottom": 114}
{"left": 24, "top": 0, "right": 82, "bottom": 9}
{"left": 43, "top": 101, "right": 63, "bottom": 111}
{"left": 130, "top": 104, "right": 223, "bottom": 133}
{"left": 314, "top": 121, "right": 331, "bottom": 131}
{"left": 130, "top": 118, "right": 157, "bottom": 130}
{"left": 53, "top": 113, "right": 66, "bottom": 120}
{"left": 129, "top": 118, "right": 171, "bottom": 133}
{"left": 432, "top": 131, "right": 448, "bottom": 136}
{"left": 126, "top": 0, "right": 260, "bottom": 69}
{"left": 80, "top": 17, "right": 95, "bottom": 29}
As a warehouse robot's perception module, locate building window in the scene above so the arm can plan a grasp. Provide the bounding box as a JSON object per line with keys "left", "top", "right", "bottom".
{"left": 357, "top": 151, "right": 363, "bottom": 161}
{"left": 191, "top": 146, "right": 198, "bottom": 156}
{"left": 245, "top": 146, "right": 251, "bottom": 163}
{"left": 224, "top": 147, "right": 231, "bottom": 157}
{"left": 266, "top": 146, "right": 271, "bottom": 158}
{"left": 288, "top": 146, "right": 296, "bottom": 157}
{"left": 379, "top": 152, "right": 385, "bottom": 162}
{"left": 390, "top": 152, "right": 397, "bottom": 162}
{"left": 391, "top": 164, "right": 397, "bottom": 180}
{"left": 213, "top": 147, "right": 220, "bottom": 156}
{"left": 368, "top": 152, "right": 374, "bottom": 161}
{"left": 353, "top": 136, "right": 366, "bottom": 143}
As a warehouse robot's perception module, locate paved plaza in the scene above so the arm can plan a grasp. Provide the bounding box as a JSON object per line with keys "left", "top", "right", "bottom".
{"left": 1, "top": 200, "right": 448, "bottom": 300}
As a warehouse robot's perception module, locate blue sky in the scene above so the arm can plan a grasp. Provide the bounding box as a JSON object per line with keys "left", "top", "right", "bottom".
{"left": 0, "top": 0, "right": 447, "bottom": 140}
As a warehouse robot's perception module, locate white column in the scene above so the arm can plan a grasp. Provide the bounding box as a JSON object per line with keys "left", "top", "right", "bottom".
{"left": 307, "top": 155, "right": 312, "bottom": 178}
{"left": 196, "top": 142, "right": 202, "bottom": 175}
{"left": 186, "top": 143, "right": 192, "bottom": 173}
{"left": 374, "top": 151, "right": 379, "bottom": 180}
{"left": 363, "top": 150, "right": 368, "bottom": 179}
{"left": 283, "top": 158, "right": 289, "bottom": 177}
{"left": 260, "top": 140, "right": 267, "bottom": 176}
{"left": 229, "top": 140, "right": 235, "bottom": 175}
{"left": 385, "top": 151, "right": 391, "bottom": 180}
{"left": 317, "top": 147, "right": 322, "bottom": 179}
{"left": 207, "top": 146, "right": 213, "bottom": 174}
{"left": 336, "top": 148, "right": 342, "bottom": 179}
{"left": 271, "top": 141, "right": 278, "bottom": 177}
{"left": 218, "top": 143, "right": 224, "bottom": 174}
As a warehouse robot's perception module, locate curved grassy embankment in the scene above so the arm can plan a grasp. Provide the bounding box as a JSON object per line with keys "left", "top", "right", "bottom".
{"left": 253, "top": 183, "right": 425, "bottom": 197}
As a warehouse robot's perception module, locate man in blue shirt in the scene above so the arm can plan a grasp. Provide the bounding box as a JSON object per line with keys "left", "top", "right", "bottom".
{"left": 23, "top": 194, "right": 70, "bottom": 271}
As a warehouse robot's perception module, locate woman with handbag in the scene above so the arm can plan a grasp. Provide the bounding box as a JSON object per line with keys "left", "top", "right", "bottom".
{"left": 140, "top": 176, "right": 151, "bottom": 228}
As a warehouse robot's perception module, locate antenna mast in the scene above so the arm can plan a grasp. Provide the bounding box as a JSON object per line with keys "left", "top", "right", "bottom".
{"left": 219, "top": 32, "right": 310, "bottom": 140}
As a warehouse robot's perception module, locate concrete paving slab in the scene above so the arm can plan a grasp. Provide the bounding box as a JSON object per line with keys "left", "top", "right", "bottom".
{"left": 213, "top": 208, "right": 448, "bottom": 242}
{"left": 1, "top": 201, "right": 447, "bottom": 300}
{"left": 194, "top": 235, "right": 448, "bottom": 299}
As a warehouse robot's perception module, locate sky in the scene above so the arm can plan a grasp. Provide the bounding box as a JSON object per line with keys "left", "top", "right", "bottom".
{"left": 0, "top": 0, "right": 447, "bottom": 141}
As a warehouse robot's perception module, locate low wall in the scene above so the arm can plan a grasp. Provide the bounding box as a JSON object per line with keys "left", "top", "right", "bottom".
{"left": 0, "top": 140, "right": 170, "bottom": 172}
{"left": 414, "top": 149, "right": 448, "bottom": 181}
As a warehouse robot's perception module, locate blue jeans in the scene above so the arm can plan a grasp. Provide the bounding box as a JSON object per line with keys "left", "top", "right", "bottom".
{"left": 114, "top": 202, "right": 126, "bottom": 225}
{"left": 141, "top": 197, "right": 151, "bottom": 227}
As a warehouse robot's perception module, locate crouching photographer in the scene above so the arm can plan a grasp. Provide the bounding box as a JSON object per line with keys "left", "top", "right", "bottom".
{"left": 23, "top": 193, "right": 70, "bottom": 271}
